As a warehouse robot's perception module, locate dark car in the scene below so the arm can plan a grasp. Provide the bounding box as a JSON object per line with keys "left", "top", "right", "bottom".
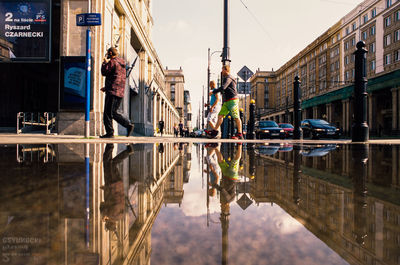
{"left": 300, "top": 144, "right": 338, "bottom": 157}
{"left": 301, "top": 119, "right": 341, "bottom": 139}
{"left": 255, "top": 143, "right": 281, "bottom": 156}
{"left": 278, "top": 123, "right": 294, "bottom": 138}
{"left": 255, "top": 120, "right": 285, "bottom": 139}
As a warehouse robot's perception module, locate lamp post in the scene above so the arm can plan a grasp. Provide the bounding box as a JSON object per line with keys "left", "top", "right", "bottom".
{"left": 222, "top": 0, "right": 230, "bottom": 66}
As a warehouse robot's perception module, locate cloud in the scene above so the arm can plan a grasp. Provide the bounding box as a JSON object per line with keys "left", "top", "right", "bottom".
{"left": 161, "top": 19, "right": 191, "bottom": 33}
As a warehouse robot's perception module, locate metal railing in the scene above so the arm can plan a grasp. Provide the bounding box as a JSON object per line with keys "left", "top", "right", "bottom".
{"left": 17, "top": 112, "right": 56, "bottom": 134}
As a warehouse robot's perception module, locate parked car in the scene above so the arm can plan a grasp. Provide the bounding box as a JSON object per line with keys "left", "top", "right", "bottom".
{"left": 255, "top": 143, "right": 281, "bottom": 156}
{"left": 255, "top": 120, "right": 285, "bottom": 139}
{"left": 300, "top": 144, "right": 338, "bottom": 157}
{"left": 301, "top": 119, "right": 341, "bottom": 139}
{"left": 192, "top": 129, "right": 205, "bottom": 138}
{"left": 278, "top": 123, "right": 294, "bottom": 138}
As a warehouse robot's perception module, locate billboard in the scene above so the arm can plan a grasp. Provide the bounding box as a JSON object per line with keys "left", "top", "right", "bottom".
{"left": 0, "top": 0, "right": 51, "bottom": 62}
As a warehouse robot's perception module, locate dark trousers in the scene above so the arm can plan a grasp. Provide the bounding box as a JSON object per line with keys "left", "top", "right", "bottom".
{"left": 104, "top": 93, "right": 131, "bottom": 135}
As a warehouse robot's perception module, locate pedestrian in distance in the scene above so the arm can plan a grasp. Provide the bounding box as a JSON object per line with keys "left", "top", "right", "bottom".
{"left": 174, "top": 124, "right": 179, "bottom": 137}
{"left": 207, "top": 65, "right": 243, "bottom": 139}
{"left": 158, "top": 120, "right": 164, "bottom": 136}
{"left": 205, "top": 80, "right": 222, "bottom": 138}
{"left": 100, "top": 47, "right": 134, "bottom": 138}
{"left": 179, "top": 122, "right": 184, "bottom": 137}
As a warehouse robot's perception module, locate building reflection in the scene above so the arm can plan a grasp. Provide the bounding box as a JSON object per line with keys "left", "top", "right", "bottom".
{"left": 249, "top": 143, "right": 400, "bottom": 265}
{"left": 0, "top": 142, "right": 191, "bottom": 265}
{"left": 0, "top": 143, "right": 399, "bottom": 265}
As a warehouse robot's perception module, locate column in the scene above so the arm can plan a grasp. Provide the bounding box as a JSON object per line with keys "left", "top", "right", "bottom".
{"left": 326, "top": 103, "right": 332, "bottom": 123}
{"left": 368, "top": 94, "right": 377, "bottom": 135}
{"left": 313, "top": 106, "right": 318, "bottom": 119}
{"left": 342, "top": 99, "right": 349, "bottom": 135}
{"left": 153, "top": 94, "right": 158, "bottom": 132}
{"left": 393, "top": 146, "right": 399, "bottom": 188}
{"left": 392, "top": 87, "right": 399, "bottom": 133}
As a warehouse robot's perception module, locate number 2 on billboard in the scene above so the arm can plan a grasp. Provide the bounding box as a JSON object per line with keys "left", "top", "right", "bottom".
{"left": 5, "top": 12, "right": 13, "bottom": 22}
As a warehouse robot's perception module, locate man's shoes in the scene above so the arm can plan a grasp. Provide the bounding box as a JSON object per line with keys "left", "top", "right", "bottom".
{"left": 206, "top": 130, "right": 219, "bottom": 138}
{"left": 100, "top": 134, "right": 114, "bottom": 138}
{"left": 127, "top": 124, "right": 134, "bottom": 137}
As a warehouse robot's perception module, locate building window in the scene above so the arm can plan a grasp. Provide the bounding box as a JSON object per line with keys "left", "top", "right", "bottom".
{"left": 363, "top": 14, "right": 369, "bottom": 24}
{"left": 369, "top": 42, "right": 376, "bottom": 53}
{"left": 362, "top": 31, "right": 367, "bottom": 40}
{"left": 370, "top": 60, "right": 376, "bottom": 70}
{"left": 170, "top": 84, "right": 175, "bottom": 102}
{"left": 352, "top": 69, "right": 355, "bottom": 78}
{"left": 345, "top": 71, "right": 349, "bottom": 80}
{"left": 395, "top": 30, "right": 400, "bottom": 42}
{"left": 345, "top": 55, "right": 349, "bottom": 65}
{"left": 385, "top": 53, "right": 392, "bottom": 65}
{"left": 346, "top": 27, "right": 349, "bottom": 35}
{"left": 385, "top": 16, "right": 392, "bottom": 27}
{"left": 385, "top": 34, "right": 392, "bottom": 46}
{"left": 396, "top": 10, "right": 400, "bottom": 21}
{"left": 370, "top": 26, "right": 376, "bottom": 36}
{"left": 351, "top": 37, "right": 355, "bottom": 46}
{"left": 352, "top": 22, "right": 357, "bottom": 31}
{"left": 386, "top": 0, "right": 392, "bottom": 8}
{"left": 395, "top": 50, "right": 400, "bottom": 61}
{"left": 337, "top": 33, "right": 340, "bottom": 41}
{"left": 345, "top": 41, "right": 349, "bottom": 50}
{"left": 371, "top": 8, "right": 376, "bottom": 18}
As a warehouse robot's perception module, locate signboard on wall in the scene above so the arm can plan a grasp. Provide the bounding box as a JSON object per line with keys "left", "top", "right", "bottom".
{"left": 0, "top": 0, "right": 51, "bottom": 62}
{"left": 60, "top": 56, "right": 92, "bottom": 111}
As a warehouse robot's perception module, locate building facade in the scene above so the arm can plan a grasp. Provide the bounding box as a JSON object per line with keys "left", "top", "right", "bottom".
{"left": 256, "top": 0, "right": 400, "bottom": 136}
{"left": 0, "top": 0, "right": 179, "bottom": 136}
{"left": 165, "top": 68, "right": 192, "bottom": 131}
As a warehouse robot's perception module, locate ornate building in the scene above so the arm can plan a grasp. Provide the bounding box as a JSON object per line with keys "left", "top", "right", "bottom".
{"left": 0, "top": 0, "right": 179, "bottom": 136}
{"left": 255, "top": 0, "right": 400, "bottom": 136}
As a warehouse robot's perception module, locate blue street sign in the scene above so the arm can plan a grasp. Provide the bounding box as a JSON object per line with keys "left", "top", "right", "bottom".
{"left": 76, "top": 13, "right": 101, "bottom": 26}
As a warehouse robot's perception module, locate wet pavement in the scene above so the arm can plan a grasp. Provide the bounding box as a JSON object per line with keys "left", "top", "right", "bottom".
{"left": 0, "top": 142, "right": 399, "bottom": 265}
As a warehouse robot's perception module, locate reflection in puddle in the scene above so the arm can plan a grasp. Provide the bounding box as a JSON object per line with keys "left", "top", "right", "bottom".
{"left": 0, "top": 143, "right": 399, "bottom": 265}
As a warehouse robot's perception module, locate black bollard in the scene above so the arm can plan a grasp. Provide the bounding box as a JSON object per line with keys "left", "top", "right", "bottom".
{"left": 352, "top": 41, "right": 369, "bottom": 142}
{"left": 292, "top": 145, "right": 301, "bottom": 204}
{"left": 293, "top": 76, "right": 303, "bottom": 139}
{"left": 247, "top": 100, "right": 256, "bottom": 139}
{"left": 351, "top": 144, "right": 368, "bottom": 245}
{"left": 239, "top": 108, "right": 244, "bottom": 134}
{"left": 230, "top": 115, "right": 235, "bottom": 137}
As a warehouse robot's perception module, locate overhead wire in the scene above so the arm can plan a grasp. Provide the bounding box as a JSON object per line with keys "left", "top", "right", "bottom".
{"left": 237, "top": 0, "right": 275, "bottom": 45}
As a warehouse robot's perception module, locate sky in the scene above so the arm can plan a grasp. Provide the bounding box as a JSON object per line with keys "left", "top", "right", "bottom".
{"left": 152, "top": 0, "right": 364, "bottom": 126}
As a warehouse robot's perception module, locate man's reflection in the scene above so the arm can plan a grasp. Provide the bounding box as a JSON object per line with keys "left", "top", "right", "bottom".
{"left": 100, "top": 144, "right": 134, "bottom": 232}
{"left": 205, "top": 143, "right": 242, "bottom": 265}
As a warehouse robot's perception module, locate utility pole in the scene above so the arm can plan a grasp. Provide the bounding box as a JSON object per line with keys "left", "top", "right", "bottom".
{"left": 202, "top": 85, "right": 205, "bottom": 130}
{"left": 207, "top": 48, "right": 211, "bottom": 110}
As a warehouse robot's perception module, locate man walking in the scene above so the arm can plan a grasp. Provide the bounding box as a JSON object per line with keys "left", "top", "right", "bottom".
{"left": 100, "top": 47, "right": 134, "bottom": 138}
{"left": 207, "top": 65, "right": 243, "bottom": 139}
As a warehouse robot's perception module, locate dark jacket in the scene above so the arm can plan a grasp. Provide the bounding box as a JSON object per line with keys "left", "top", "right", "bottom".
{"left": 213, "top": 74, "right": 237, "bottom": 102}
{"left": 101, "top": 57, "right": 127, "bottom": 98}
